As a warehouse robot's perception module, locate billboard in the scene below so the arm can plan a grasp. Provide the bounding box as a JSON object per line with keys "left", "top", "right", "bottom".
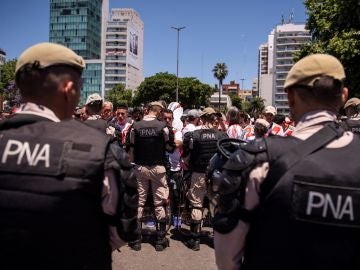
{"left": 127, "top": 23, "right": 141, "bottom": 69}
{"left": 129, "top": 32, "right": 138, "bottom": 56}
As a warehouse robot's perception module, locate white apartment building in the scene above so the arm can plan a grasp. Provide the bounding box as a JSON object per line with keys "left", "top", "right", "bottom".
{"left": 252, "top": 78, "right": 258, "bottom": 96}
{"left": 0, "top": 48, "right": 6, "bottom": 65}
{"left": 104, "top": 8, "right": 144, "bottom": 94}
{"left": 259, "top": 23, "right": 311, "bottom": 115}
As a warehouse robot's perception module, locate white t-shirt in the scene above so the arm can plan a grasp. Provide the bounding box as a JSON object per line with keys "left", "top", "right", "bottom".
{"left": 167, "top": 129, "right": 183, "bottom": 171}
{"left": 182, "top": 123, "right": 199, "bottom": 136}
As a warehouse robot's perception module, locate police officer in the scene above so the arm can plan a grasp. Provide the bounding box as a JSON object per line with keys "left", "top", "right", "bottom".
{"left": 182, "top": 107, "right": 228, "bottom": 251}
{"left": 83, "top": 93, "right": 109, "bottom": 133}
{"left": 341, "top": 97, "right": 360, "bottom": 134}
{"left": 210, "top": 54, "right": 360, "bottom": 270}
{"left": 128, "top": 101, "right": 175, "bottom": 251}
{"left": 0, "top": 43, "right": 139, "bottom": 270}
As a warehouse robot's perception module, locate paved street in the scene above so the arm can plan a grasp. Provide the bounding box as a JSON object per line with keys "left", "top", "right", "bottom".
{"left": 112, "top": 226, "right": 217, "bottom": 270}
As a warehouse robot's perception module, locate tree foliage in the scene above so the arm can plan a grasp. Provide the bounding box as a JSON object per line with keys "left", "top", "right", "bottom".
{"left": 0, "top": 59, "right": 16, "bottom": 92}
{"left": 296, "top": 0, "right": 360, "bottom": 96}
{"left": 0, "top": 59, "right": 21, "bottom": 109}
{"left": 133, "top": 72, "right": 214, "bottom": 109}
{"left": 105, "top": 83, "right": 133, "bottom": 109}
{"left": 228, "top": 93, "right": 242, "bottom": 110}
{"left": 244, "top": 97, "right": 265, "bottom": 117}
{"left": 212, "top": 63, "right": 228, "bottom": 93}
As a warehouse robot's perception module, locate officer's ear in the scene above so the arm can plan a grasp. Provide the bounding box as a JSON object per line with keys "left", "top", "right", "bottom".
{"left": 63, "top": 80, "right": 74, "bottom": 99}
{"left": 341, "top": 87, "right": 349, "bottom": 107}
{"left": 286, "top": 88, "right": 295, "bottom": 108}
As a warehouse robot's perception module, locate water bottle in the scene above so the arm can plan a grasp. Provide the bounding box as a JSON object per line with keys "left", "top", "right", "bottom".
{"left": 173, "top": 216, "right": 178, "bottom": 227}
{"left": 177, "top": 217, "right": 182, "bottom": 228}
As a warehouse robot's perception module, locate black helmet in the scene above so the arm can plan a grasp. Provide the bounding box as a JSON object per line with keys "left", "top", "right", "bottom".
{"left": 206, "top": 138, "right": 248, "bottom": 196}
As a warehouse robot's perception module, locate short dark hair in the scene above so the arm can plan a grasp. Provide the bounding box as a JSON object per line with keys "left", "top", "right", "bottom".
{"left": 116, "top": 104, "right": 128, "bottom": 111}
{"left": 289, "top": 76, "right": 343, "bottom": 109}
{"left": 273, "top": 114, "right": 285, "bottom": 125}
{"left": 15, "top": 64, "right": 82, "bottom": 99}
{"left": 86, "top": 100, "right": 103, "bottom": 115}
{"left": 161, "top": 109, "right": 173, "bottom": 115}
{"left": 227, "top": 108, "right": 240, "bottom": 126}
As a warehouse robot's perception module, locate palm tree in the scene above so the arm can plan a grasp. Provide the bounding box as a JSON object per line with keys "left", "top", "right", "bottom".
{"left": 212, "top": 63, "right": 228, "bottom": 110}
{"left": 249, "top": 97, "right": 265, "bottom": 118}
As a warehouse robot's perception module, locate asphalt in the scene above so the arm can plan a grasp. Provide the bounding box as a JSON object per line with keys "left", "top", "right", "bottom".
{"left": 112, "top": 226, "right": 217, "bottom": 270}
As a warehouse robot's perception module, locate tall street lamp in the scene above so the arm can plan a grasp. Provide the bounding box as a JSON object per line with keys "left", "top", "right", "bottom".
{"left": 240, "top": 78, "right": 246, "bottom": 90}
{"left": 171, "top": 26, "right": 185, "bottom": 102}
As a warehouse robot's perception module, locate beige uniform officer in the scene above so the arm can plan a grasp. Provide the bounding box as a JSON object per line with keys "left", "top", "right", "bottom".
{"left": 213, "top": 54, "right": 360, "bottom": 270}
{"left": 128, "top": 101, "right": 175, "bottom": 251}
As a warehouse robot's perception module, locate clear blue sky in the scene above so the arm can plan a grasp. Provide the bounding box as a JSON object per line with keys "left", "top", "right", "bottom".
{"left": 0, "top": 0, "right": 308, "bottom": 89}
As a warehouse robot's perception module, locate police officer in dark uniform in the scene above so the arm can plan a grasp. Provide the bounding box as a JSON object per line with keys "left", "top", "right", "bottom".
{"left": 182, "top": 107, "right": 228, "bottom": 251}
{"left": 0, "top": 43, "right": 139, "bottom": 270}
{"left": 341, "top": 97, "right": 360, "bottom": 134}
{"left": 83, "top": 93, "right": 109, "bottom": 133}
{"left": 128, "top": 101, "right": 175, "bottom": 251}
{"left": 209, "top": 54, "right": 360, "bottom": 270}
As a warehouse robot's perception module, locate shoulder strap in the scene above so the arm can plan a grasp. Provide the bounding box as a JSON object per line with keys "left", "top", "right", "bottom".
{"left": 261, "top": 123, "right": 344, "bottom": 199}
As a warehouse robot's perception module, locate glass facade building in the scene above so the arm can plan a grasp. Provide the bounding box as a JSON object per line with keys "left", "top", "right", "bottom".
{"left": 49, "top": 0, "right": 102, "bottom": 59}
{"left": 81, "top": 61, "right": 102, "bottom": 104}
{"left": 49, "top": 0, "right": 108, "bottom": 104}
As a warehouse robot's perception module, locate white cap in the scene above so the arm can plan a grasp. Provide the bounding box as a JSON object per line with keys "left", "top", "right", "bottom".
{"left": 86, "top": 93, "right": 102, "bottom": 105}
{"left": 264, "top": 106, "right": 277, "bottom": 116}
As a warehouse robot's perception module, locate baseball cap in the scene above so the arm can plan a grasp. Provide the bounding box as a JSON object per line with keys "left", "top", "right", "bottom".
{"left": 284, "top": 54, "right": 345, "bottom": 89}
{"left": 149, "top": 101, "right": 164, "bottom": 109}
{"left": 187, "top": 109, "right": 200, "bottom": 118}
{"left": 344, "top": 97, "right": 360, "bottom": 109}
{"left": 255, "top": 118, "right": 270, "bottom": 129}
{"left": 264, "top": 106, "right": 277, "bottom": 116}
{"left": 16, "top": 42, "right": 85, "bottom": 74}
{"left": 86, "top": 93, "right": 102, "bottom": 106}
{"left": 200, "top": 107, "right": 216, "bottom": 116}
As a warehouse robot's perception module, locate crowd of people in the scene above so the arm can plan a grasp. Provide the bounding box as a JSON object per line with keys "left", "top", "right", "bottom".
{"left": 1, "top": 42, "right": 360, "bottom": 270}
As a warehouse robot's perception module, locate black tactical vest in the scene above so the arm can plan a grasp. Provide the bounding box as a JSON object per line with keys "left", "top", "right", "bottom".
{"left": 133, "top": 119, "right": 166, "bottom": 166}
{"left": 341, "top": 119, "right": 360, "bottom": 134}
{"left": 243, "top": 135, "right": 360, "bottom": 270}
{"left": 190, "top": 129, "right": 228, "bottom": 173}
{"left": 84, "top": 117, "right": 108, "bottom": 133}
{"left": 0, "top": 115, "right": 111, "bottom": 270}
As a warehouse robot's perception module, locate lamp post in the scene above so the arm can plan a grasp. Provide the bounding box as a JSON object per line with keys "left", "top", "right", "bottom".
{"left": 171, "top": 26, "right": 185, "bottom": 102}
{"left": 240, "top": 78, "right": 246, "bottom": 90}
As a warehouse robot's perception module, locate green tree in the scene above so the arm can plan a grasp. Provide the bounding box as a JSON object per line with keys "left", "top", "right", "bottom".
{"left": 133, "top": 72, "right": 213, "bottom": 109}
{"left": 228, "top": 93, "right": 242, "bottom": 110}
{"left": 296, "top": 0, "right": 360, "bottom": 96}
{"left": 212, "top": 63, "right": 228, "bottom": 110}
{"left": 105, "top": 83, "right": 133, "bottom": 108}
{"left": 0, "top": 59, "right": 19, "bottom": 110}
{"left": 244, "top": 97, "right": 265, "bottom": 118}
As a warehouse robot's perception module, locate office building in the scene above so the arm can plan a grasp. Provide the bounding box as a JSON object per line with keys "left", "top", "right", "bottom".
{"left": 259, "top": 23, "right": 311, "bottom": 114}
{"left": 105, "top": 8, "right": 144, "bottom": 93}
{"left": 49, "top": 0, "right": 109, "bottom": 104}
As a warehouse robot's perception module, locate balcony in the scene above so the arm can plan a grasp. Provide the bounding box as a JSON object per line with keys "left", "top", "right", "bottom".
{"left": 276, "top": 70, "right": 289, "bottom": 74}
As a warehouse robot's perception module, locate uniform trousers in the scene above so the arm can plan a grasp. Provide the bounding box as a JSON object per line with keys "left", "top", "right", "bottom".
{"left": 134, "top": 165, "right": 169, "bottom": 221}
